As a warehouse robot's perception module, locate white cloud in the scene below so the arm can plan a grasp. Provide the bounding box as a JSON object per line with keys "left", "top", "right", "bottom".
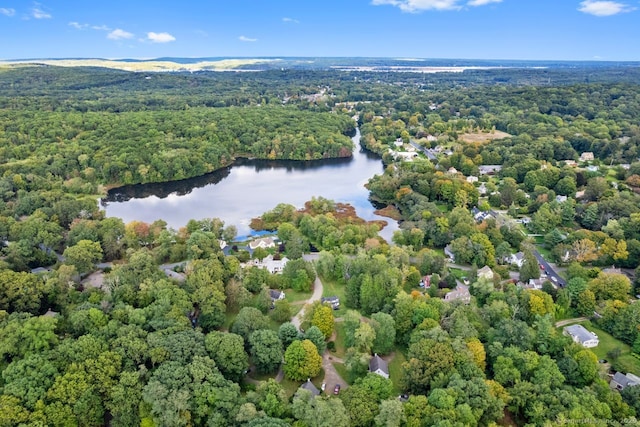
{"left": 467, "top": 0, "right": 502, "bottom": 5}
{"left": 92, "top": 25, "right": 111, "bottom": 31}
{"left": 107, "top": 28, "right": 134, "bottom": 40}
{"left": 578, "top": 0, "right": 633, "bottom": 16}
{"left": 147, "top": 32, "right": 176, "bottom": 43}
{"left": 0, "top": 7, "right": 15, "bottom": 16}
{"left": 282, "top": 17, "right": 300, "bottom": 23}
{"left": 68, "top": 21, "right": 88, "bottom": 30}
{"left": 239, "top": 35, "right": 257, "bottom": 42}
{"left": 31, "top": 4, "right": 51, "bottom": 19}
{"left": 372, "top": 0, "right": 503, "bottom": 11}
{"left": 371, "top": 0, "right": 462, "bottom": 12}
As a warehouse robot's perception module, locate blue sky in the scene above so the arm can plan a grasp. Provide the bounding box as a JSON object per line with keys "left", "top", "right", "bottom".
{"left": 0, "top": 0, "right": 638, "bottom": 60}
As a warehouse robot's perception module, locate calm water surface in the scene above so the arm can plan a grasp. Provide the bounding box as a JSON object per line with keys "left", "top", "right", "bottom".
{"left": 102, "top": 128, "right": 399, "bottom": 241}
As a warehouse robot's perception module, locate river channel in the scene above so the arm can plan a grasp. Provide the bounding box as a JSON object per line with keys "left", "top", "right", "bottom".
{"left": 102, "top": 128, "right": 399, "bottom": 241}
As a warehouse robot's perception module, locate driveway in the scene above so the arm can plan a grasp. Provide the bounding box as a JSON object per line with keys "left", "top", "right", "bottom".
{"left": 291, "top": 276, "right": 324, "bottom": 330}
{"left": 555, "top": 317, "right": 587, "bottom": 328}
{"left": 321, "top": 352, "right": 348, "bottom": 396}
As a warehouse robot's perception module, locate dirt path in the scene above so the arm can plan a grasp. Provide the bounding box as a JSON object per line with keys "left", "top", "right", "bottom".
{"left": 291, "top": 276, "right": 324, "bottom": 330}
{"left": 555, "top": 317, "right": 587, "bottom": 327}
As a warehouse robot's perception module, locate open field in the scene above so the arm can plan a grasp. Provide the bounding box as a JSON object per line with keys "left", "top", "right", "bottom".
{"left": 562, "top": 321, "right": 640, "bottom": 376}
{"left": 0, "top": 58, "right": 277, "bottom": 72}
{"left": 459, "top": 130, "right": 512, "bottom": 143}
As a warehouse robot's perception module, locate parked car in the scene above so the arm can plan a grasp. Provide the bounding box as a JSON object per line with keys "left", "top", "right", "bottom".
{"left": 321, "top": 382, "right": 326, "bottom": 392}
{"left": 333, "top": 384, "right": 341, "bottom": 395}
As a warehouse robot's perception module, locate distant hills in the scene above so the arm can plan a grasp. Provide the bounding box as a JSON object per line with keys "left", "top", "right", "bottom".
{"left": 2, "top": 57, "right": 640, "bottom": 73}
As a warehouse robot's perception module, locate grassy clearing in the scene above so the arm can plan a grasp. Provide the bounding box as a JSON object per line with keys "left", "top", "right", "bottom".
{"left": 285, "top": 289, "right": 313, "bottom": 304}
{"left": 333, "top": 362, "right": 350, "bottom": 385}
{"left": 580, "top": 322, "right": 640, "bottom": 376}
{"left": 319, "top": 276, "right": 347, "bottom": 317}
{"left": 332, "top": 322, "right": 347, "bottom": 359}
{"left": 388, "top": 351, "right": 407, "bottom": 393}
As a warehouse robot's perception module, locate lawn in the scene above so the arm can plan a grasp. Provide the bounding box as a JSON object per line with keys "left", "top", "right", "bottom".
{"left": 285, "top": 289, "right": 313, "bottom": 304}
{"left": 333, "top": 362, "right": 350, "bottom": 386}
{"left": 319, "top": 275, "right": 347, "bottom": 317}
{"left": 577, "top": 321, "right": 640, "bottom": 376}
{"left": 331, "top": 322, "right": 347, "bottom": 359}
{"left": 388, "top": 350, "right": 406, "bottom": 394}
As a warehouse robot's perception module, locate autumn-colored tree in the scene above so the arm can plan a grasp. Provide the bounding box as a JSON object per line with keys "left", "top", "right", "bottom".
{"left": 311, "top": 304, "right": 334, "bottom": 339}
{"left": 572, "top": 239, "right": 599, "bottom": 263}
{"left": 601, "top": 238, "right": 628, "bottom": 261}
{"left": 283, "top": 339, "right": 322, "bottom": 381}
{"left": 466, "top": 338, "right": 486, "bottom": 371}
{"left": 588, "top": 273, "right": 631, "bottom": 302}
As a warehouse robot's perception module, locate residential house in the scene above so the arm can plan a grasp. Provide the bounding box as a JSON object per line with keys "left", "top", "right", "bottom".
{"left": 610, "top": 372, "right": 640, "bottom": 391}
{"left": 585, "top": 165, "right": 599, "bottom": 172}
{"left": 478, "top": 182, "right": 488, "bottom": 196}
{"left": 444, "top": 285, "right": 471, "bottom": 304}
{"left": 393, "top": 138, "right": 404, "bottom": 147}
{"left": 321, "top": 296, "right": 340, "bottom": 310}
{"left": 602, "top": 266, "right": 623, "bottom": 275}
{"left": 522, "top": 278, "right": 545, "bottom": 290}
{"left": 580, "top": 152, "right": 595, "bottom": 162}
{"left": 466, "top": 175, "right": 479, "bottom": 183}
{"left": 369, "top": 354, "right": 390, "bottom": 379}
{"left": 261, "top": 254, "right": 289, "bottom": 274}
{"left": 555, "top": 195, "right": 568, "bottom": 203}
{"left": 218, "top": 240, "right": 227, "bottom": 250}
{"left": 479, "top": 165, "right": 503, "bottom": 175}
{"left": 563, "top": 324, "right": 599, "bottom": 348}
{"left": 426, "top": 134, "right": 438, "bottom": 142}
{"left": 420, "top": 275, "right": 431, "bottom": 289}
{"left": 575, "top": 190, "right": 586, "bottom": 199}
{"left": 447, "top": 167, "right": 458, "bottom": 174}
{"left": 477, "top": 266, "right": 494, "bottom": 281}
{"left": 249, "top": 237, "right": 276, "bottom": 250}
{"left": 510, "top": 252, "right": 525, "bottom": 268}
{"left": 564, "top": 160, "right": 578, "bottom": 167}
{"left": 269, "top": 289, "right": 286, "bottom": 302}
{"left": 298, "top": 379, "right": 320, "bottom": 396}
{"left": 444, "top": 244, "right": 455, "bottom": 262}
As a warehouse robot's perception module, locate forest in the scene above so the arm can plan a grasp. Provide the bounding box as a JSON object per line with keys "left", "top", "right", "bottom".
{"left": 1, "top": 64, "right": 640, "bottom": 427}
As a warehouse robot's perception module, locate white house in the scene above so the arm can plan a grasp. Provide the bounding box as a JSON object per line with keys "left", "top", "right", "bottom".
{"left": 369, "top": 354, "right": 390, "bottom": 379}
{"left": 477, "top": 266, "right": 494, "bottom": 281}
{"left": 510, "top": 252, "right": 525, "bottom": 268}
{"left": 563, "top": 324, "right": 599, "bottom": 348}
{"left": 269, "top": 289, "right": 286, "bottom": 302}
{"left": 466, "top": 176, "right": 479, "bottom": 183}
{"left": 249, "top": 237, "right": 276, "bottom": 250}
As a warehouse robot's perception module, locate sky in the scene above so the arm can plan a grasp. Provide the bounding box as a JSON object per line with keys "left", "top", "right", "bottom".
{"left": 0, "top": 0, "right": 639, "bottom": 61}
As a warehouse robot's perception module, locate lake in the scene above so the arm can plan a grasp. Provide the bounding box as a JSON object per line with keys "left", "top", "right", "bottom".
{"left": 102, "top": 128, "right": 399, "bottom": 241}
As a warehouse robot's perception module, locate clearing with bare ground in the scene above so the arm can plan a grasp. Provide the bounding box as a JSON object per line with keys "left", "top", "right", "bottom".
{"left": 459, "top": 130, "right": 511, "bottom": 143}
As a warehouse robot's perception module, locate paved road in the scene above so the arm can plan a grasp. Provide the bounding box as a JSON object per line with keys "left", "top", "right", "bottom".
{"left": 532, "top": 250, "right": 566, "bottom": 287}
{"left": 291, "top": 276, "right": 324, "bottom": 330}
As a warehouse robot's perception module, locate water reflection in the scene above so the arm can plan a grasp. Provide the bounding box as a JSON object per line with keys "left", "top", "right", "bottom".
{"left": 103, "top": 128, "right": 399, "bottom": 241}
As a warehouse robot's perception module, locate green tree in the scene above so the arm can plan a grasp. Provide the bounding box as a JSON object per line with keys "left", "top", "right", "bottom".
{"left": 371, "top": 312, "right": 396, "bottom": 355}
{"left": 271, "top": 299, "right": 292, "bottom": 323}
{"left": 249, "top": 329, "right": 284, "bottom": 374}
{"left": 204, "top": 331, "right": 249, "bottom": 382}
{"left": 304, "top": 325, "right": 326, "bottom": 355}
{"left": 278, "top": 322, "right": 300, "bottom": 348}
{"left": 62, "top": 239, "right": 103, "bottom": 274}
{"left": 0, "top": 269, "right": 49, "bottom": 314}
{"left": 519, "top": 250, "right": 540, "bottom": 282}
{"left": 283, "top": 339, "right": 322, "bottom": 381}
{"left": 231, "top": 307, "right": 270, "bottom": 343}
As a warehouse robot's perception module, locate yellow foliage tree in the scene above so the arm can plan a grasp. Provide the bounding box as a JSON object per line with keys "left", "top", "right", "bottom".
{"left": 312, "top": 305, "right": 334, "bottom": 339}
{"left": 466, "top": 338, "right": 486, "bottom": 371}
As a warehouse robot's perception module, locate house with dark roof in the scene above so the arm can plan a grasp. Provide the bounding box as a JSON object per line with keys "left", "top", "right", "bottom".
{"left": 563, "top": 324, "right": 599, "bottom": 348}
{"left": 610, "top": 372, "right": 640, "bottom": 391}
{"left": 321, "top": 296, "right": 340, "bottom": 310}
{"left": 298, "top": 379, "right": 320, "bottom": 396}
{"left": 369, "top": 354, "right": 389, "bottom": 379}
{"left": 269, "top": 289, "right": 285, "bottom": 302}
